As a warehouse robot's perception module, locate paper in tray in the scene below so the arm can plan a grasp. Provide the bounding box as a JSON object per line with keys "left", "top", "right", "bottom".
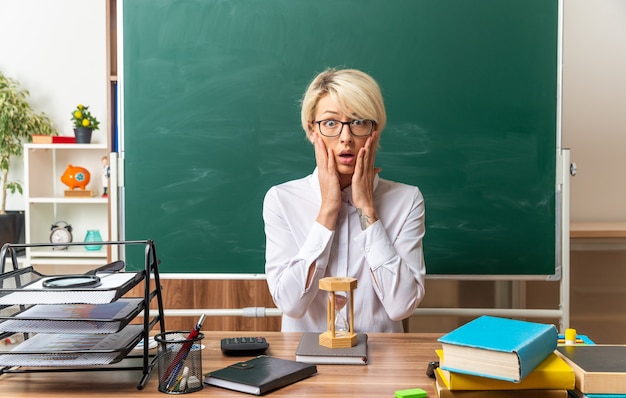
{"left": 0, "top": 298, "right": 145, "bottom": 334}
{"left": 0, "top": 267, "right": 143, "bottom": 305}
{"left": 0, "top": 324, "right": 144, "bottom": 367}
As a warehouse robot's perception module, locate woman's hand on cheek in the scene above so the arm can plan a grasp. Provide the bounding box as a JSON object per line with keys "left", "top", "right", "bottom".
{"left": 352, "top": 133, "right": 380, "bottom": 226}
{"left": 313, "top": 133, "right": 342, "bottom": 229}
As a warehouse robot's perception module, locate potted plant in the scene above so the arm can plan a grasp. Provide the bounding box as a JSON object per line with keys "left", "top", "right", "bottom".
{"left": 0, "top": 71, "right": 57, "bottom": 247}
{"left": 71, "top": 103, "right": 100, "bottom": 143}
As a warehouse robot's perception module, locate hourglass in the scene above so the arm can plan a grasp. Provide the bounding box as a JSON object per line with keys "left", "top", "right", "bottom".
{"left": 318, "top": 277, "right": 358, "bottom": 349}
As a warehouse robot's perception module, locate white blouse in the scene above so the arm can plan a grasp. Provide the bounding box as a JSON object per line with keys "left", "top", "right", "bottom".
{"left": 263, "top": 168, "right": 426, "bottom": 333}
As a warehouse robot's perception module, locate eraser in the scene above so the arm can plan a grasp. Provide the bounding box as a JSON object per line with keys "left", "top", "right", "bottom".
{"left": 186, "top": 375, "right": 202, "bottom": 389}
{"left": 395, "top": 387, "right": 427, "bottom": 398}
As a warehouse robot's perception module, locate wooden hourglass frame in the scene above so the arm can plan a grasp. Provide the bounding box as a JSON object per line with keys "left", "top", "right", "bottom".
{"left": 318, "top": 277, "right": 358, "bottom": 349}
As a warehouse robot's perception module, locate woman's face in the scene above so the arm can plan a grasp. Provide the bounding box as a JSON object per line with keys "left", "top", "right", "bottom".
{"left": 310, "top": 94, "right": 375, "bottom": 177}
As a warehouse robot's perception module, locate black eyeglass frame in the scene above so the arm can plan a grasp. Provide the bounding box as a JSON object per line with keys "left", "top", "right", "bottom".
{"left": 312, "top": 119, "right": 375, "bottom": 138}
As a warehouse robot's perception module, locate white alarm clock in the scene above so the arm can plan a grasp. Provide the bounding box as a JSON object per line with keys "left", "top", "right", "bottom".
{"left": 49, "top": 221, "right": 72, "bottom": 250}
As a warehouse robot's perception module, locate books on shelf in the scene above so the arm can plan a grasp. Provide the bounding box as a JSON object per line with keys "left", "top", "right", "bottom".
{"left": 31, "top": 134, "right": 76, "bottom": 144}
{"left": 295, "top": 332, "right": 368, "bottom": 365}
{"left": 433, "top": 370, "right": 568, "bottom": 398}
{"left": 204, "top": 355, "right": 317, "bottom": 395}
{"left": 434, "top": 349, "right": 574, "bottom": 390}
{"left": 438, "top": 315, "right": 558, "bottom": 382}
{"left": 555, "top": 345, "right": 626, "bottom": 394}
{"left": 0, "top": 298, "right": 143, "bottom": 334}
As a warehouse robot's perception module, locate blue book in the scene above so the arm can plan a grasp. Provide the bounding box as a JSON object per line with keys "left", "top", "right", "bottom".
{"left": 438, "top": 315, "right": 558, "bottom": 383}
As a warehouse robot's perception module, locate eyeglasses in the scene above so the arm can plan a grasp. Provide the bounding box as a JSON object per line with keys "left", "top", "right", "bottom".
{"left": 313, "top": 119, "right": 375, "bottom": 138}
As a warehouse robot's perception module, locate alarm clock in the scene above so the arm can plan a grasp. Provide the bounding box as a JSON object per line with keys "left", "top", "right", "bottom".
{"left": 50, "top": 221, "right": 73, "bottom": 250}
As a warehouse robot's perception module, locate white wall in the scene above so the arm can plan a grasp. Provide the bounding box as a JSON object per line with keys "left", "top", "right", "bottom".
{"left": 0, "top": 0, "right": 107, "bottom": 211}
{"left": 563, "top": 0, "right": 626, "bottom": 222}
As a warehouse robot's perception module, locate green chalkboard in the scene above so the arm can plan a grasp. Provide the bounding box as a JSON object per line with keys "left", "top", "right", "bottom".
{"left": 122, "top": 0, "right": 560, "bottom": 276}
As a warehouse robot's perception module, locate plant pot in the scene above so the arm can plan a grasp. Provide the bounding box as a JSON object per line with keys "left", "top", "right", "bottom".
{"left": 0, "top": 211, "right": 25, "bottom": 255}
{"left": 74, "top": 127, "right": 93, "bottom": 144}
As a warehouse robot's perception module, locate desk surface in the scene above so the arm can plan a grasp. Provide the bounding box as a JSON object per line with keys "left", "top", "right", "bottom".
{"left": 1, "top": 332, "right": 441, "bottom": 397}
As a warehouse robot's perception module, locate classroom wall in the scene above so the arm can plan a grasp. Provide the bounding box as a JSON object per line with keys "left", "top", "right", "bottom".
{"left": 560, "top": 0, "right": 626, "bottom": 343}
{"left": 0, "top": 0, "right": 108, "bottom": 211}
{"left": 562, "top": 0, "right": 626, "bottom": 222}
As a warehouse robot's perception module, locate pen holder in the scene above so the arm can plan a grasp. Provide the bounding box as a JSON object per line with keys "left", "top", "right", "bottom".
{"left": 155, "top": 331, "right": 205, "bottom": 394}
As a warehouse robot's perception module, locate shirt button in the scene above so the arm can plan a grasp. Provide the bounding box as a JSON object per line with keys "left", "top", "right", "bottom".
{"left": 364, "top": 247, "right": 370, "bottom": 253}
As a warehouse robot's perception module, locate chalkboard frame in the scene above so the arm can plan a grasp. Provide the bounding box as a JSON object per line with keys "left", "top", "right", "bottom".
{"left": 119, "top": 0, "right": 563, "bottom": 279}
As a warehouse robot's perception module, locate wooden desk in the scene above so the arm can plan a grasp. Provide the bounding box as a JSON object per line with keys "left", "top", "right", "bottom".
{"left": 1, "top": 332, "right": 442, "bottom": 397}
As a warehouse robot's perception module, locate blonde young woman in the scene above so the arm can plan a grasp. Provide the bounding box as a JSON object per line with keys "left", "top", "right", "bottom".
{"left": 263, "top": 68, "right": 426, "bottom": 332}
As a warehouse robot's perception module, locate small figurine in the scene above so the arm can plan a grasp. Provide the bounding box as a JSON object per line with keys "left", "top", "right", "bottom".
{"left": 61, "top": 164, "right": 91, "bottom": 190}
{"left": 101, "top": 155, "right": 110, "bottom": 197}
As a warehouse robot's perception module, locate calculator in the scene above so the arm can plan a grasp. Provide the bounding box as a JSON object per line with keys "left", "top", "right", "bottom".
{"left": 220, "top": 336, "right": 269, "bottom": 356}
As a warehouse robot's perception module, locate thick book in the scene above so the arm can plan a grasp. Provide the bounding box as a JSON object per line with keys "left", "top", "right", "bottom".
{"left": 438, "top": 315, "right": 558, "bottom": 382}
{"left": 295, "top": 332, "right": 368, "bottom": 365}
{"left": 31, "top": 134, "right": 76, "bottom": 143}
{"left": 204, "top": 355, "right": 317, "bottom": 395}
{"left": 433, "top": 370, "right": 568, "bottom": 398}
{"left": 555, "top": 345, "right": 626, "bottom": 394}
{"left": 435, "top": 349, "right": 574, "bottom": 390}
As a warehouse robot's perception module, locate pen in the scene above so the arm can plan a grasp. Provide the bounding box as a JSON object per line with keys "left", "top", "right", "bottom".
{"left": 165, "top": 361, "right": 185, "bottom": 391}
{"left": 160, "top": 314, "right": 206, "bottom": 383}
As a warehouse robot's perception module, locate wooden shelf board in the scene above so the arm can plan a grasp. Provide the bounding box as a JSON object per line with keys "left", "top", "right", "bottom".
{"left": 570, "top": 222, "right": 626, "bottom": 238}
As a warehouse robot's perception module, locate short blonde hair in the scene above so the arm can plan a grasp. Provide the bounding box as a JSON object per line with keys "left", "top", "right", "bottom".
{"left": 300, "top": 68, "right": 386, "bottom": 138}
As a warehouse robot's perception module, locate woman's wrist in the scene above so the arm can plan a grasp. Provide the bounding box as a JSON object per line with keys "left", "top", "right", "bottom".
{"left": 316, "top": 208, "right": 338, "bottom": 231}
{"left": 356, "top": 207, "right": 378, "bottom": 230}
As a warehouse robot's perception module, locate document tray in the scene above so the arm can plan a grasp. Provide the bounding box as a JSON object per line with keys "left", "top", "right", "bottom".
{"left": 0, "top": 324, "right": 145, "bottom": 367}
{"left": 0, "top": 267, "right": 144, "bottom": 305}
{"left": 0, "top": 298, "right": 145, "bottom": 334}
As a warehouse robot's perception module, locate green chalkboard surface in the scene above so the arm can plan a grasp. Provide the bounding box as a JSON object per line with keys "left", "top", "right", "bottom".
{"left": 122, "top": 0, "right": 560, "bottom": 276}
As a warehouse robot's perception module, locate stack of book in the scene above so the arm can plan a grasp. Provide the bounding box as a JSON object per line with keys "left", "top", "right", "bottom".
{"left": 435, "top": 315, "right": 574, "bottom": 397}
{"left": 31, "top": 134, "right": 76, "bottom": 144}
{"left": 555, "top": 344, "right": 626, "bottom": 398}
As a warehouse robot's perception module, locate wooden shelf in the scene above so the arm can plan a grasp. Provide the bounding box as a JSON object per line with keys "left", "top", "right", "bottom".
{"left": 570, "top": 222, "right": 626, "bottom": 238}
